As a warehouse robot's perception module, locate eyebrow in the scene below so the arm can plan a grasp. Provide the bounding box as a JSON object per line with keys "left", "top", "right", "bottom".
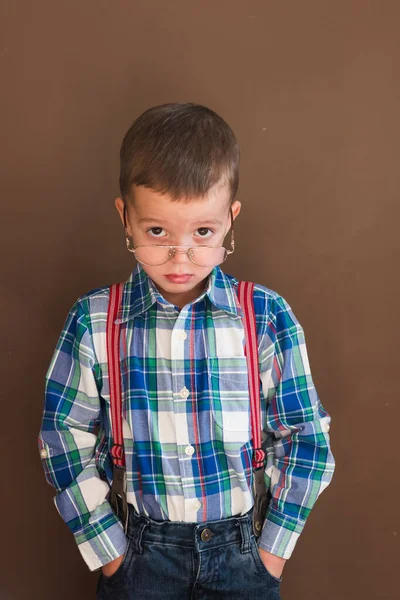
{"left": 138, "top": 217, "right": 223, "bottom": 226}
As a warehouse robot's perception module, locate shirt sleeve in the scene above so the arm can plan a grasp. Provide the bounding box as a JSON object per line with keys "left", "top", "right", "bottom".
{"left": 37, "top": 298, "right": 128, "bottom": 571}
{"left": 257, "top": 294, "right": 336, "bottom": 559}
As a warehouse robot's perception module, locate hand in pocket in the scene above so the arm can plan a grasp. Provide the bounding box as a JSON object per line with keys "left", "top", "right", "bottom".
{"left": 101, "top": 553, "right": 125, "bottom": 578}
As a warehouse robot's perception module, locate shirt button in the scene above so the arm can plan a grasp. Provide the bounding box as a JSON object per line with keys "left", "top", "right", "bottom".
{"left": 179, "top": 387, "right": 190, "bottom": 399}
{"left": 193, "top": 499, "right": 201, "bottom": 510}
{"left": 322, "top": 422, "right": 330, "bottom": 432}
{"left": 179, "top": 331, "right": 188, "bottom": 341}
{"left": 185, "top": 445, "right": 195, "bottom": 456}
{"left": 40, "top": 449, "right": 48, "bottom": 459}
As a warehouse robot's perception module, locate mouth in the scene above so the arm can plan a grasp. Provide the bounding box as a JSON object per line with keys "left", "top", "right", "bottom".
{"left": 165, "top": 273, "right": 193, "bottom": 283}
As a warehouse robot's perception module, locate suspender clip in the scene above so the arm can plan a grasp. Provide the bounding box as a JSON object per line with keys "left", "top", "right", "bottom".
{"left": 252, "top": 466, "right": 271, "bottom": 538}
{"left": 110, "top": 464, "right": 129, "bottom": 534}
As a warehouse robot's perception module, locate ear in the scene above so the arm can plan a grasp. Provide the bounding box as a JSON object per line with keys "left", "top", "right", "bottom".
{"left": 115, "top": 197, "right": 131, "bottom": 235}
{"left": 231, "top": 200, "right": 241, "bottom": 221}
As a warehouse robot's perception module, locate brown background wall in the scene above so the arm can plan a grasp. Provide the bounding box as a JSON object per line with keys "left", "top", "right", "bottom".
{"left": 1, "top": 1, "right": 399, "bottom": 598}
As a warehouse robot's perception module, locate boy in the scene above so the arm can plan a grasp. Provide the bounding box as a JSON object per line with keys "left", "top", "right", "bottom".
{"left": 38, "top": 103, "right": 335, "bottom": 599}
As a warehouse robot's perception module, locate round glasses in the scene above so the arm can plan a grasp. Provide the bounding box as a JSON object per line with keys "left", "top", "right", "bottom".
{"left": 124, "top": 206, "right": 235, "bottom": 267}
{"left": 133, "top": 244, "right": 230, "bottom": 267}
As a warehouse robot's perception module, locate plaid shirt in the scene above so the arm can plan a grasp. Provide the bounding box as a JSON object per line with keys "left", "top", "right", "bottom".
{"left": 38, "top": 263, "right": 335, "bottom": 571}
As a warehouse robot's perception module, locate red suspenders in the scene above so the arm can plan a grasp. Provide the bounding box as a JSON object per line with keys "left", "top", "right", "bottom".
{"left": 106, "top": 282, "right": 128, "bottom": 533}
{"left": 237, "top": 281, "right": 271, "bottom": 537}
{"left": 106, "top": 281, "right": 270, "bottom": 537}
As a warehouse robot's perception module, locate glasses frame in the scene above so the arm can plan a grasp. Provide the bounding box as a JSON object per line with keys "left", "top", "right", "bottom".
{"left": 123, "top": 205, "right": 235, "bottom": 267}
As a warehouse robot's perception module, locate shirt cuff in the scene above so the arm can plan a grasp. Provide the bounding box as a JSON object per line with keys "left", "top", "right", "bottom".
{"left": 75, "top": 512, "right": 128, "bottom": 571}
{"left": 256, "top": 505, "right": 306, "bottom": 559}
{"left": 55, "top": 494, "right": 128, "bottom": 571}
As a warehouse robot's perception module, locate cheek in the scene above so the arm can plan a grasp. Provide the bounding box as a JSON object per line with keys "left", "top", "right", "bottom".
{"left": 130, "top": 227, "right": 146, "bottom": 242}
{"left": 139, "top": 264, "right": 158, "bottom": 280}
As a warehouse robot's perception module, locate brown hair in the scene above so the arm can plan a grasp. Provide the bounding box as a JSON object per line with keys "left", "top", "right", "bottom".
{"left": 119, "top": 103, "right": 240, "bottom": 204}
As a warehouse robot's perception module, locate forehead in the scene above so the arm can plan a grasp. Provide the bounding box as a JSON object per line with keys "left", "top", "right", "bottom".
{"left": 130, "top": 184, "right": 230, "bottom": 225}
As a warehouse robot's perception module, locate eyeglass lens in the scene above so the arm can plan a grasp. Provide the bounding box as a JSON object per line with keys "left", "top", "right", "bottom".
{"left": 134, "top": 246, "right": 227, "bottom": 267}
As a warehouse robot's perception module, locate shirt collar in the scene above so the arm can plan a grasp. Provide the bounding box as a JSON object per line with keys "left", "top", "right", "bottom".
{"left": 115, "top": 262, "right": 243, "bottom": 323}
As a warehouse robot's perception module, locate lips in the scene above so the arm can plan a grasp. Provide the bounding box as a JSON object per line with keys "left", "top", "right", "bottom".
{"left": 165, "top": 274, "right": 193, "bottom": 283}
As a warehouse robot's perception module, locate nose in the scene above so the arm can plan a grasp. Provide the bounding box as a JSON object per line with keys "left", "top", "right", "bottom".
{"left": 170, "top": 247, "right": 191, "bottom": 264}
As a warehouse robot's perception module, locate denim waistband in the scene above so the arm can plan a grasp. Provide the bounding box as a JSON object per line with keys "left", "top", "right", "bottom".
{"left": 121, "top": 498, "right": 255, "bottom": 554}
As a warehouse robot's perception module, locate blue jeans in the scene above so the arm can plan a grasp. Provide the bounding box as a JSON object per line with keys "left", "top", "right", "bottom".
{"left": 96, "top": 502, "right": 283, "bottom": 599}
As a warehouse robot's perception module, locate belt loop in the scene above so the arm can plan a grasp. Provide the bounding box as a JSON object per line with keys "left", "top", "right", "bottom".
{"left": 132, "top": 519, "right": 149, "bottom": 554}
{"left": 237, "top": 516, "right": 251, "bottom": 554}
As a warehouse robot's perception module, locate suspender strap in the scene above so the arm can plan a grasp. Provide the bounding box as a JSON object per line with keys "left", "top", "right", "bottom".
{"left": 237, "top": 281, "right": 265, "bottom": 469}
{"left": 237, "top": 280, "right": 270, "bottom": 537}
{"left": 106, "top": 282, "right": 128, "bottom": 533}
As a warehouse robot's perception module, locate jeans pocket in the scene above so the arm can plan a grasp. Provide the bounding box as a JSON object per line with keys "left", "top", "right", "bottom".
{"left": 249, "top": 536, "right": 283, "bottom": 585}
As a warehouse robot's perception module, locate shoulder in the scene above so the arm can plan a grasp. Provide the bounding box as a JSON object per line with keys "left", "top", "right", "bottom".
{"left": 226, "top": 271, "right": 297, "bottom": 323}
{"left": 252, "top": 283, "right": 297, "bottom": 321}
{"left": 226, "top": 272, "right": 302, "bottom": 341}
{"left": 252, "top": 283, "right": 301, "bottom": 339}
{"left": 66, "top": 284, "right": 112, "bottom": 332}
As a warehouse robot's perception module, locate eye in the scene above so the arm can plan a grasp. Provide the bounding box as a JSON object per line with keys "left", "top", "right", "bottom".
{"left": 196, "top": 227, "right": 214, "bottom": 238}
{"left": 147, "top": 227, "right": 166, "bottom": 238}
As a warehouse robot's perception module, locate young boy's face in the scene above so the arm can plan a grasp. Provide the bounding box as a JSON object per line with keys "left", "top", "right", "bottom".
{"left": 115, "top": 183, "right": 241, "bottom": 309}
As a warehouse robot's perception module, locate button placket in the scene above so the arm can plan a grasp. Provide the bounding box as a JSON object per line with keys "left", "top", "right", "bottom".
{"left": 171, "top": 313, "right": 198, "bottom": 520}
